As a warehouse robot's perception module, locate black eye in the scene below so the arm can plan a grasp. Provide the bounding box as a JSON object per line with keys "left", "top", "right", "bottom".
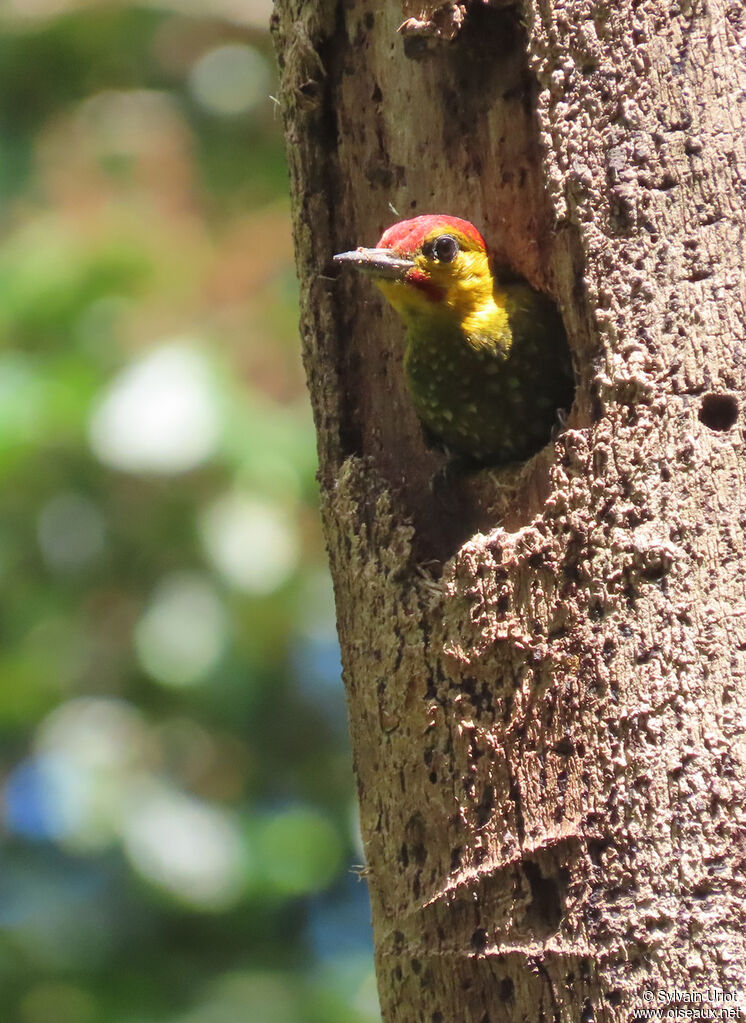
{"left": 431, "top": 234, "right": 459, "bottom": 263}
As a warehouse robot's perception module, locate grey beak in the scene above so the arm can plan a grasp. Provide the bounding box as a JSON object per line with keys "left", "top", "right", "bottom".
{"left": 333, "top": 247, "right": 415, "bottom": 280}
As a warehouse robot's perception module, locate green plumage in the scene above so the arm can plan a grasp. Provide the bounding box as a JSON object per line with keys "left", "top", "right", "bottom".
{"left": 404, "top": 285, "right": 573, "bottom": 464}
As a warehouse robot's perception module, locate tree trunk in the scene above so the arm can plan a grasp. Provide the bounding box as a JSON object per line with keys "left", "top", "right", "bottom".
{"left": 272, "top": 1, "right": 746, "bottom": 1019}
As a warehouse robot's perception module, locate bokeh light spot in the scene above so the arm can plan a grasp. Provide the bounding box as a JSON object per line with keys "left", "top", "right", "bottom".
{"left": 189, "top": 44, "right": 271, "bottom": 117}
{"left": 32, "top": 699, "right": 151, "bottom": 850}
{"left": 88, "top": 343, "right": 221, "bottom": 474}
{"left": 200, "top": 491, "right": 299, "bottom": 594}
{"left": 256, "top": 807, "right": 342, "bottom": 895}
{"left": 122, "top": 781, "right": 246, "bottom": 910}
{"left": 135, "top": 573, "right": 228, "bottom": 688}
{"left": 3, "top": 755, "right": 82, "bottom": 841}
{"left": 37, "top": 698, "right": 148, "bottom": 772}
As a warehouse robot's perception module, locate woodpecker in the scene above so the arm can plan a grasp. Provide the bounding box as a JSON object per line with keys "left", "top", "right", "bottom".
{"left": 334, "top": 215, "right": 573, "bottom": 465}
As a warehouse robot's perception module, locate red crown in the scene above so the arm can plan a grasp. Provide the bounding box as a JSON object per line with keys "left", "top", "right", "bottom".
{"left": 378, "top": 215, "right": 485, "bottom": 254}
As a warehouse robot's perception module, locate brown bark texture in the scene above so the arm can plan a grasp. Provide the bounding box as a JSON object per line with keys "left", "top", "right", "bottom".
{"left": 272, "top": 0, "right": 746, "bottom": 1019}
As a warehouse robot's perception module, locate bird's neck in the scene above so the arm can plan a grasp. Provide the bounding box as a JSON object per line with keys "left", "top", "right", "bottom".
{"left": 459, "top": 292, "right": 511, "bottom": 353}
{"left": 404, "top": 288, "right": 511, "bottom": 357}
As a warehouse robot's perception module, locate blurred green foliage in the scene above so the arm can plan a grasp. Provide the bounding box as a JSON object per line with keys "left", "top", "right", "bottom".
{"left": 0, "top": 3, "right": 378, "bottom": 1021}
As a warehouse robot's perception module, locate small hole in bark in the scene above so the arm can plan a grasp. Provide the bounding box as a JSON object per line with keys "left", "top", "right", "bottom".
{"left": 462, "top": 675, "right": 478, "bottom": 693}
{"left": 450, "top": 846, "right": 462, "bottom": 870}
{"left": 523, "top": 862, "right": 565, "bottom": 931}
{"left": 581, "top": 999, "right": 595, "bottom": 1023}
{"left": 699, "top": 392, "right": 738, "bottom": 431}
{"left": 590, "top": 378, "right": 604, "bottom": 422}
{"left": 642, "top": 560, "right": 668, "bottom": 582}
{"left": 499, "top": 978, "right": 515, "bottom": 1002}
{"left": 588, "top": 838, "right": 609, "bottom": 866}
{"left": 298, "top": 80, "right": 320, "bottom": 99}
{"left": 563, "top": 559, "right": 581, "bottom": 583}
{"left": 476, "top": 784, "right": 495, "bottom": 827}
{"left": 602, "top": 639, "right": 617, "bottom": 663}
{"left": 471, "top": 927, "right": 488, "bottom": 951}
{"left": 411, "top": 958, "right": 422, "bottom": 974}
{"left": 692, "top": 880, "right": 713, "bottom": 899}
{"left": 429, "top": 771, "right": 438, "bottom": 784}
{"left": 607, "top": 990, "right": 623, "bottom": 1006}
{"left": 553, "top": 736, "right": 575, "bottom": 756}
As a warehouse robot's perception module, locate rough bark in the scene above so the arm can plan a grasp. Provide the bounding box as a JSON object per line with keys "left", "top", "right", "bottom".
{"left": 272, "top": 0, "right": 746, "bottom": 1020}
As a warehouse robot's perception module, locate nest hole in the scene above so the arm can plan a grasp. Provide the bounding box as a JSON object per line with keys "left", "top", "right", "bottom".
{"left": 699, "top": 392, "right": 738, "bottom": 432}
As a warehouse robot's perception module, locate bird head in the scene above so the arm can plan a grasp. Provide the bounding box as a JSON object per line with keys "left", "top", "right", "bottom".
{"left": 334, "top": 215, "right": 494, "bottom": 327}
